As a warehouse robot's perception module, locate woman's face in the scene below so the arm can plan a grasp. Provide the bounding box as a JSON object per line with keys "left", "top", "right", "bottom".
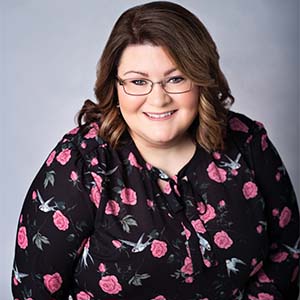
{"left": 116, "top": 44, "right": 199, "bottom": 149}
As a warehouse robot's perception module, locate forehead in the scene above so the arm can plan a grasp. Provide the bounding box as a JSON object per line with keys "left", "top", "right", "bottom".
{"left": 118, "top": 44, "right": 178, "bottom": 75}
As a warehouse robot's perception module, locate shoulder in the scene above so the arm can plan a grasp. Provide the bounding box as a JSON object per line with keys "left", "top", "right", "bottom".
{"left": 227, "top": 111, "right": 263, "bottom": 132}
{"left": 227, "top": 110, "right": 266, "bottom": 144}
{"left": 61, "top": 122, "right": 107, "bottom": 154}
{"left": 45, "top": 122, "right": 109, "bottom": 168}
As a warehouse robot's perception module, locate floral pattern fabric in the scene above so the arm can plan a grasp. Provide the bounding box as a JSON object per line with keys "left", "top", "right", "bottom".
{"left": 12, "top": 111, "right": 300, "bottom": 300}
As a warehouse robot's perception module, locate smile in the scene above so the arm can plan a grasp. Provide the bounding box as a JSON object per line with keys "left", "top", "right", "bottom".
{"left": 144, "top": 110, "right": 177, "bottom": 120}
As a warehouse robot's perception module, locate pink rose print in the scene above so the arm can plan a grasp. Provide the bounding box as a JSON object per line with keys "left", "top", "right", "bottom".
{"left": 258, "top": 270, "right": 272, "bottom": 283}
{"left": 275, "top": 171, "right": 281, "bottom": 182}
{"left": 199, "top": 204, "right": 216, "bottom": 223}
{"left": 128, "top": 152, "right": 142, "bottom": 169}
{"left": 279, "top": 206, "right": 292, "bottom": 228}
{"left": 271, "top": 251, "right": 288, "bottom": 263}
{"left": 272, "top": 208, "right": 279, "bottom": 216}
{"left": 32, "top": 190, "right": 37, "bottom": 200}
{"left": 147, "top": 199, "right": 154, "bottom": 208}
{"left": 251, "top": 258, "right": 257, "bottom": 266}
{"left": 163, "top": 182, "right": 172, "bottom": 194}
{"left": 191, "top": 219, "right": 206, "bottom": 234}
{"left": 98, "top": 263, "right": 106, "bottom": 273}
{"left": 17, "top": 226, "right": 28, "bottom": 249}
{"left": 112, "top": 240, "right": 122, "bottom": 249}
{"left": 229, "top": 117, "right": 249, "bottom": 133}
{"left": 84, "top": 126, "right": 98, "bottom": 139}
{"left": 81, "top": 141, "right": 87, "bottom": 149}
{"left": 46, "top": 150, "right": 56, "bottom": 167}
{"left": 207, "top": 162, "right": 227, "bottom": 183}
{"left": 197, "top": 202, "right": 206, "bottom": 214}
{"left": 99, "top": 275, "right": 122, "bottom": 294}
{"left": 120, "top": 188, "right": 137, "bottom": 206}
{"left": 213, "top": 230, "right": 233, "bottom": 249}
{"left": 19, "top": 214, "right": 23, "bottom": 224}
{"left": 56, "top": 148, "right": 71, "bottom": 165}
{"left": 256, "top": 224, "right": 263, "bottom": 234}
{"left": 70, "top": 171, "right": 78, "bottom": 182}
{"left": 68, "top": 127, "right": 79, "bottom": 135}
{"left": 53, "top": 210, "right": 69, "bottom": 231}
{"left": 185, "top": 276, "right": 193, "bottom": 283}
{"left": 90, "top": 185, "right": 100, "bottom": 208}
{"left": 256, "top": 121, "right": 265, "bottom": 129}
{"left": 152, "top": 296, "right": 166, "bottom": 300}
{"left": 204, "top": 259, "right": 211, "bottom": 268}
{"left": 43, "top": 272, "right": 63, "bottom": 294}
{"left": 261, "top": 134, "right": 268, "bottom": 151}
{"left": 242, "top": 181, "right": 258, "bottom": 199}
{"left": 257, "top": 293, "right": 274, "bottom": 300}
{"left": 181, "top": 256, "right": 193, "bottom": 275}
{"left": 231, "top": 169, "right": 238, "bottom": 176}
{"left": 13, "top": 276, "right": 19, "bottom": 286}
{"left": 91, "top": 172, "right": 103, "bottom": 191}
{"left": 212, "top": 151, "right": 221, "bottom": 160}
{"left": 219, "top": 200, "right": 226, "bottom": 207}
{"left": 105, "top": 200, "right": 120, "bottom": 216}
{"left": 151, "top": 240, "right": 168, "bottom": 258}
{"left": 171, "top": 175, "right": 178, "bottom": 183}
{"left": 181, "top": 222, "right": 191, "bottom": 240}
{"left": 91, "top": 157, "right": 98, "bottom": 166}
{"left": 76, "top": 291, "right": 93, "bottom": 300}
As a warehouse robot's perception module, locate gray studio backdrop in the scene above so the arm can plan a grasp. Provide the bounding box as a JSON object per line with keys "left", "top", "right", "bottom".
{"left": 1, "top": 0, "right": 299, "bottom": 299}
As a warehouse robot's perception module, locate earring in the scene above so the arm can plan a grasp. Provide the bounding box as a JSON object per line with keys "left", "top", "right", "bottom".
{"left": 116, "top": 103, "right": 120, "bottom": 108}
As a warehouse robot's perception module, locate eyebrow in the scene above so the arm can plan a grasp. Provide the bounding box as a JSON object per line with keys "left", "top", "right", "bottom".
{"left": 123, "top": 67, "right": 178, "bottom": 77}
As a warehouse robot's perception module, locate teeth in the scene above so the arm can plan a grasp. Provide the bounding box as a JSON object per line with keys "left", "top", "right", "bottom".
{"left": 146, "top": 111, "right": 173, "bottom": 119}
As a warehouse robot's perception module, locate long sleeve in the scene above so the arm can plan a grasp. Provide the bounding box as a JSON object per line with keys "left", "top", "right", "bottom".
{"left": 11, "top": 133, "right": 97, "bottom": 299}
{"left": 242, "top": 122, "right": 300, "bottom": 300}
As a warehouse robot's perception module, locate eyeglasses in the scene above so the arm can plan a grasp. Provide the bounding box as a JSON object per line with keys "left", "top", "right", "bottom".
{"left": 116, "top": 75, "right": 193, "bottom": 96}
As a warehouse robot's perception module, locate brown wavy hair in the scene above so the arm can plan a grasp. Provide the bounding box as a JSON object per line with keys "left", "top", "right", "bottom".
{"left": 77, "top": 1, "right": 234, "bottom": 151}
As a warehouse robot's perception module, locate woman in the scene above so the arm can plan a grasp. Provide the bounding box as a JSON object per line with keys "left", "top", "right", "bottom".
{"left": 12, "top": 1, "right": 299, "bottom": 299}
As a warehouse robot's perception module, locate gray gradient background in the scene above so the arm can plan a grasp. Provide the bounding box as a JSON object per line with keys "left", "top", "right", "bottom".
{"left": 1, "top": 0, "right": 299, "bottom": 299}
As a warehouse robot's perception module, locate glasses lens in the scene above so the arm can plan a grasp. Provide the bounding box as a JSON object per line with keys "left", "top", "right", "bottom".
{"left": 164, "top": 77, "right": 192, "bottom": 94}
{"left": 123, "top": 79, "right": 151, "bottom": 95}
{"left": 121, "top": 77, "right": 192, "bottom": 95}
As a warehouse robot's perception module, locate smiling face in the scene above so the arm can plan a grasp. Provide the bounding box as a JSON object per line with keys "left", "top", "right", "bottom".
{"left": 116, "top": 44, "right": 199, "bottom": 149}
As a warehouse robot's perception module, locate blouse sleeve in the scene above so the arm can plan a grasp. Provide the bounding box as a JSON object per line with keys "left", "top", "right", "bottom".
{"left": 11, "top": 134, "right": 97, "bottom": 299}
{"left": 242, "top": 122, "right": 300, "bottom": 300}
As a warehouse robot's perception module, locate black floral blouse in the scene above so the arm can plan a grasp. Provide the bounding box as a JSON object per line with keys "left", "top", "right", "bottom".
{"left": 12, "top": 111, "right": 299, "bottom": 300}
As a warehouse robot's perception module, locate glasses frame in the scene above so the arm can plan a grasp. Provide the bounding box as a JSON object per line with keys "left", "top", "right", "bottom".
{"left": 116, "top": 76, "right": 193, "bottom": 96}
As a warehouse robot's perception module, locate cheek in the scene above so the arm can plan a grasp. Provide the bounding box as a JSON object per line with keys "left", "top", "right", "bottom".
{"left": 118, "top": 93, "right": 144, "bottom": 117}
{"left": 181, "top": 91, "right": 199, "bottom": 114}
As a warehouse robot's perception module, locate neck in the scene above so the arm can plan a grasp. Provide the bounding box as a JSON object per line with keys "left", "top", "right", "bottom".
{"left": 132, "top": 135, "right": 196, "bottom": 177}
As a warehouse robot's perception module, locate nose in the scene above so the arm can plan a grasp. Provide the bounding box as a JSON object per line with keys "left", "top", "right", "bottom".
{"left": 146, "top": 82, "right": 171, "bottom": 107}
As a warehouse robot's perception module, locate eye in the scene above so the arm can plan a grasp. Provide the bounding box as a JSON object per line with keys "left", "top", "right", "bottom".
{"left": 130, "top": 79, "right": 148, "bottom": 86}
{"left": 167, "top": 76, "right": 185, "bottom": 84}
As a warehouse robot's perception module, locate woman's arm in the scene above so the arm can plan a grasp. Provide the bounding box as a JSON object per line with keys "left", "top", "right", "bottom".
{"left": 11, "top": 132, "right": 97, "bottom": 299}
{"left": 242, "top": 122, "right": 300, "bottom": 300}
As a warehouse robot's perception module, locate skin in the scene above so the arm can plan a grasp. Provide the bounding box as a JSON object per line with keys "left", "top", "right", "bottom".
{"left": 116, "top": 44, "right": 200, "bottom": 176}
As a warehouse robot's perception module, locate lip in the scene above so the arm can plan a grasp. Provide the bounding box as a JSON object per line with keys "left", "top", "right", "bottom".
{"left": 143, "top": 110, "right": 177, "bottom": 121}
